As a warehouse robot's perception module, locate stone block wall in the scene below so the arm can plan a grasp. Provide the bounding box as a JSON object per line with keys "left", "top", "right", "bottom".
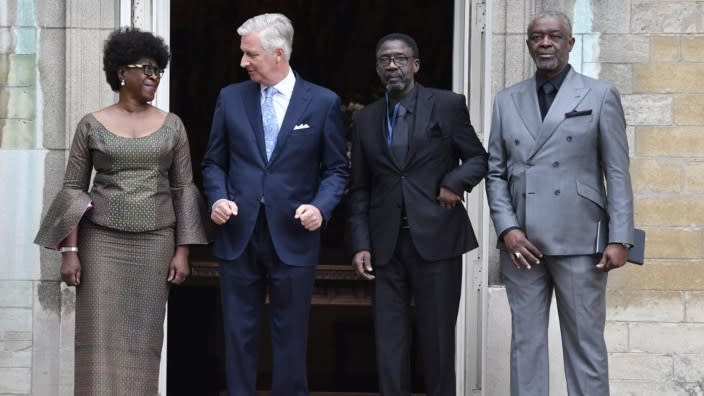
{"left": 1, "top": 0, "right": 39, "bottom": 394}
{"left": 1, "top": 0, "right": 117, "bottom": 395}
{"left": 607, "top": 2, "right": 704, "bottom": 392}
{"left": 488, "top": 0, "right": 704, "bottom": 394}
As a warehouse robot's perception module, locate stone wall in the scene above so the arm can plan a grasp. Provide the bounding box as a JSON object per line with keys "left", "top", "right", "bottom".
{"left": 609, "top": 1, "right": 704, "bottom": 393}
{"left": 0, "top": 0, "right": 117, "bottom": 394}
{"left": 3, "top": 0, "right": 702, "bottom": 394}
{"left": 1, "top": 0, "right": 42, "bottom": 393}
{"left": 488, "top": 0, "right": 704, "bottom": 395}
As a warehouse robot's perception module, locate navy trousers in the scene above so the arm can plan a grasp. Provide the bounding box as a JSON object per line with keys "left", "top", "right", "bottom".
{"left": 219, "top": 210, "right": 316, "bottom": 396}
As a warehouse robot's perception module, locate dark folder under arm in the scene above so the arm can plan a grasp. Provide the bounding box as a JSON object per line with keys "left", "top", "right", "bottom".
{"left": 595, "top": 221, "right": 646, "bottom": 265}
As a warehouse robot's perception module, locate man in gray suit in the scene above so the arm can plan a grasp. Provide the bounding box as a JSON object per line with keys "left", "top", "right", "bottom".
{"left": 485, "top": 10, "right": 634, "bottom": 396}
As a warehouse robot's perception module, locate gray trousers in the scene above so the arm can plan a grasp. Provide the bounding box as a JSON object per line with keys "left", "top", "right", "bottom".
{"left": 500, "top": 252, "right": 609, "bottom": 396}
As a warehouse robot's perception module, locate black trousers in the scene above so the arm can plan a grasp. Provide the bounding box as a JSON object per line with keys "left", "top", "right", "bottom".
{"left": 373, "top": 229, "right": 463, "bottom": 396}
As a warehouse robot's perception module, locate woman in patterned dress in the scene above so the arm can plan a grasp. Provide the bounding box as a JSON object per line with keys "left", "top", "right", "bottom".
{"left": 34, "top": 28, "right": 209, "bottom": 395}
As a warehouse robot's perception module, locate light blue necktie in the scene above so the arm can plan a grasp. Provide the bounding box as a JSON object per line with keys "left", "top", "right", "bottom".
{"left": 262, "top": 86, "right": 279, "bottom": 160}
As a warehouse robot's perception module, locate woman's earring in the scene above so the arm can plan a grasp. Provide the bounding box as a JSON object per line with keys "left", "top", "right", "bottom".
{"left": 120, "top": 79, "right": 125, "bottom": 87}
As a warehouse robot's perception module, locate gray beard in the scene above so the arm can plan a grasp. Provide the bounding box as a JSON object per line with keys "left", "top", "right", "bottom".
{"left": 536, "top": 58, "right": 560, "bottom": 72}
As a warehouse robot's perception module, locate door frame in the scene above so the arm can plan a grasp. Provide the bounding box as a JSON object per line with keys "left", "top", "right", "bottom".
{"left": 119, "top": 0, "right": 492, "bottom": 394}
{"left": 453, "top": 1, "right": 492, "bottom": 394}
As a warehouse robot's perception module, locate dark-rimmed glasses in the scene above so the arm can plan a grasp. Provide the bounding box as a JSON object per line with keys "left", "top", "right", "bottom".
{"left": 376, "top": 55, "right": 413, "bottom": 67}
{"left": 125, "top": 64, "right": 164, "bottom": 78}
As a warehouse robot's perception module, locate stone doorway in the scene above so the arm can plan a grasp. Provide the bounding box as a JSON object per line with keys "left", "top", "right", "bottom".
{"left": 167, "top": 0, "right": 455, "bottom": 394}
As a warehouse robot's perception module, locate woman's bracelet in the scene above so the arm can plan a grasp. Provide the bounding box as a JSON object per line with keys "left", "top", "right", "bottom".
{"left": 59, "top": 246, "right": 78, "bottom": 254}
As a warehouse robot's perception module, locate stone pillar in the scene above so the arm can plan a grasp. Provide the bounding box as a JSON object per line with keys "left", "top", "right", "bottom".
{"left": 131, "top": 0, "right": 153, "bottom": 28}
{"left": 1, "top": 0, "right": 43, "bottom": 394}
{"left": 0, "top": 0, "right": 120, "bottom": 395}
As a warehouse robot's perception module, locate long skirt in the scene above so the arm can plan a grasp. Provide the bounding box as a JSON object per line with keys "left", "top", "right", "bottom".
{"left": 74, "top": 220, "right": 174, "bottom": 395}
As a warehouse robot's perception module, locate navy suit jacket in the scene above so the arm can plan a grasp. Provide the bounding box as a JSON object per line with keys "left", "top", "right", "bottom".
{"left": 201, "top": 75, "right": 349, "bottom": 266}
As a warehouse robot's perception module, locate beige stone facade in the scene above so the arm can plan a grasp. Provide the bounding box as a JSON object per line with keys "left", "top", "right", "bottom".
{"left": 1, "top": 0, "right": 702, "bottom": 394}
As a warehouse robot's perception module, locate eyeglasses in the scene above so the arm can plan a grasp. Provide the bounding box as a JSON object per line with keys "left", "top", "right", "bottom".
{"left": 376, "top": 55, "right": 413, "bottom": 67}
{"left": 125, "top": 64, "right": 164, "bottom": 78}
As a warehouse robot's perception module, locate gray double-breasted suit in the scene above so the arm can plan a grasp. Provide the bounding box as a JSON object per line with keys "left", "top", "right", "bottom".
{"left": 487, "top": 67, "right": 633, "bottom": 253}
{"left": 486, "top": 67, "right": 634, "bottom": 395}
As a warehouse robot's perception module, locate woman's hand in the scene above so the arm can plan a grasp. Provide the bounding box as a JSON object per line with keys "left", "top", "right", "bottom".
{"left": 61, "top": 253, "right": 81, "bottom": 286}
{"left": 59, "top": 227, "right": 81, "bottom": 286}
{"left": 168, "top": 246, "right": 190, "bottom": 285}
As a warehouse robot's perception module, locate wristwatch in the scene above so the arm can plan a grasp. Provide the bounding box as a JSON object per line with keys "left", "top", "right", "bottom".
{"left": 59, "top": 246, "right": 78, "bottom": 253}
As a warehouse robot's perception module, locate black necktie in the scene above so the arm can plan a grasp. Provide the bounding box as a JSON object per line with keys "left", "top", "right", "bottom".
{"left": 540, "top": 82, "right": 556, "bottom": 119}
{"left": 390, "top": 104, "right": 409, "bottom": 164}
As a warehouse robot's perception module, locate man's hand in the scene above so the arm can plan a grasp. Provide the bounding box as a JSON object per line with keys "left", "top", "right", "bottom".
{"left": 503, "top": 229, "right": 543, "bottom": 270}
{"left": 211, "top": 199, "right": 238, "bottom": 225}
{"left": 437, "top": 187, "right": 462, "bottom": 209}
{"left": 60, "top": 253, "right": 81, "bottom": 286}
{"left": 596, "top": 244, "right": 628, "bottom": 272}
{"left": 352, "top": 250, "right": 374, "bottom": 280}
{"left": 295, "top": 204, "right": 323, "bottom": 231}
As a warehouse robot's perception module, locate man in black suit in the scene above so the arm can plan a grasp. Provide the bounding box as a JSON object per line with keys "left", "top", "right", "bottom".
{"left": 347, "top": 33, "right": 488, "bottom": 396}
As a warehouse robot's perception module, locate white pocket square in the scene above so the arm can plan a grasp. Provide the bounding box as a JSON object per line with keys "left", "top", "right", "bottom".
{"left": 293, "top": 123, "right": 310, "bottom": 130}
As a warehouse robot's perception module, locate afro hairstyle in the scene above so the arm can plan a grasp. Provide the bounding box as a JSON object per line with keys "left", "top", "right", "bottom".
{"left": 102, "top": 27, "right": 171, "bottom": 92}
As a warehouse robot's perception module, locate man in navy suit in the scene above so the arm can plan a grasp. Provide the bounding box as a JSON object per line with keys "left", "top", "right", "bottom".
{"left": 201, "top": 13, "right": 349, "bottom": 396}
{"left": 347, "top": 33, "right": 488, "bottom": 395}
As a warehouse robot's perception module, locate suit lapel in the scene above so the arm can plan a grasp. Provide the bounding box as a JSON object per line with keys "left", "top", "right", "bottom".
{"left": 406, "top": 85, "right": 432, "bottom": 166}
{"left": 244, "top": 83, "right": 268, "bottom": 162}
{"left": 364, "top": 98, "right": 400, "bottom": 170}
{"left": 374, "top": 102, "right": 391, "bottom": 157}
{"left": 269, "top": 76, "right": 312, "bottom": 164}
{"left": 511, "top": 80, "right": 541, "bottom": 141}
{"left": 529, "top": 70, "right": 590, "bottom": 159}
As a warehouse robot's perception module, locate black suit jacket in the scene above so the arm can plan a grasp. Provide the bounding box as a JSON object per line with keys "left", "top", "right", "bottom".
{"left": 347, "top": 84, "right": 488, "bottom": 266}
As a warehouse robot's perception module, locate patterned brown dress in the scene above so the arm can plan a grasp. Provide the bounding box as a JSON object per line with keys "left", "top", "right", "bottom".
{"left": 34, "top": 113, "right": 209, "bottom": 395}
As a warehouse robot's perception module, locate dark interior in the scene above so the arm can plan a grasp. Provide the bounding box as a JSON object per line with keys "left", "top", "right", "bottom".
{"left": 167, "top": 1, "right": 454, "bottom": 394}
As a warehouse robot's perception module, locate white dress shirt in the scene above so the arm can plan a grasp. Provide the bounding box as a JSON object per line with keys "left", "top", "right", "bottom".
{"left": 260, "top": 68, "right": 296, "bottom": 129}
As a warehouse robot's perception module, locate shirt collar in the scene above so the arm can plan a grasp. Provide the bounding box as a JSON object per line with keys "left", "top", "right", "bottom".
{"left": 399, "top": 85, "right": 418, "bottom": 113}
{"left": 261, "top": 67, "right": 296, "bottom": 98}
{"left": 536, "top": 64, "right": 571, "bottom": 92}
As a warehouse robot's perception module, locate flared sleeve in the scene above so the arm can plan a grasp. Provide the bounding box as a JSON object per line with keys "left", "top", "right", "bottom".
{"left": 169, "top": 115, "right": 211, "bottom": 245}
{"left": 34, "top": 116, "right": 94, "bottom": 249}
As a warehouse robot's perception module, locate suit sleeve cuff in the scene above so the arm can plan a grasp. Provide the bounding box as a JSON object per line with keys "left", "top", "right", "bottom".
{"left": 498, "top": 226, "right": 522, "bottom": 242}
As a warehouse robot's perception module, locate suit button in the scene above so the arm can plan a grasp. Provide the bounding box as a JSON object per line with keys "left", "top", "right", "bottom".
{"left": 514, "top": 139, "right": 520, "bottom": 145}
{"left": 554, "top": 190, "right": 560, "bottom": 196}
{"left": 257, "top": 196, "right": 263, "bottom": 202}
{"left": 553, "top": 161, "right": 560, "bottom": 167}
{"left": 566, "top": 136, "right": 573, "bottom": 142}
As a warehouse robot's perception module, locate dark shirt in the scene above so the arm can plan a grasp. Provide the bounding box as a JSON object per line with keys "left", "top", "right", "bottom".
{"left": 385, "top": 85, "right": 418, "bottom": 217}
{"left": 535, "top": 64, "right": 571, "bottom": 94}
{"left": 536, "top": 64, "right": 571, "bottom": 119}
{"left": 385, "top": 85, "right": 418, "bottom": 150}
